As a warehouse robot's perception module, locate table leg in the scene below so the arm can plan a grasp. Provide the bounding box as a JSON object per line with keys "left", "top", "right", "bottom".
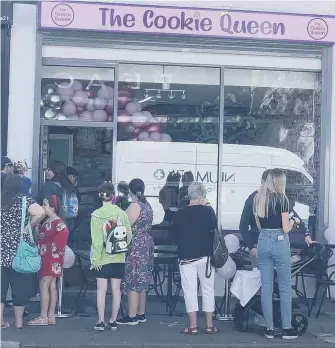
{"left": 217, "top": 279, "right": 234, "bottom": 321}
{"left": 55, "top": 276, "right": 73, "bottom": 318}
{"left": 167, "top": 264, "right": 173, "bottom": 316}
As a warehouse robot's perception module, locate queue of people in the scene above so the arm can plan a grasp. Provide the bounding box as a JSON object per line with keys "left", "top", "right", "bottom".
{"left": 0, "top": 158, "right": 315, "bottom": 339}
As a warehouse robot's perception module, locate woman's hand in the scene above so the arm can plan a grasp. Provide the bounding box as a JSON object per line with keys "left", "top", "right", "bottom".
{"left": 92, "top": 264, "right": 102, "bottom": 271}
{"left": 305, "top": 235, "right": 315, "bottom": 246}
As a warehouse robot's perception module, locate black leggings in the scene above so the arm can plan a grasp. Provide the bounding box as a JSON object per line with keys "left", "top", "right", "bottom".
{"left": 1, "top": 267, "right": 34, "bottom": 306}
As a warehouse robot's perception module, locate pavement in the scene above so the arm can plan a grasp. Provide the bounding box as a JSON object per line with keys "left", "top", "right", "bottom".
{"left": 2, "top": 295, "right": 335, "bottom": 348}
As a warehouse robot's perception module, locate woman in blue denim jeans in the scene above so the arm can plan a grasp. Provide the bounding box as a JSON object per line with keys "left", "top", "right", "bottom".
{"left": 253, "top": 168, "right": 300, "bottom": 340}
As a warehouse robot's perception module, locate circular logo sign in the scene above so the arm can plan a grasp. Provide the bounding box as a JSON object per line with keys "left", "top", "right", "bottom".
{"left": 154, "top": 169, "right": 165, "bottom": 180}
{"left": 51, "top": 4, "right": 74, "bottom": 27}
{"left": 307, "top": 18, "right": 328, "bottom": 40}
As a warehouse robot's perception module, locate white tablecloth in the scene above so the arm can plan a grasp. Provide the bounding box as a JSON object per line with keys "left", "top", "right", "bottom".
{"left": 230, "top": 268, "right": 262, "bottom": 307}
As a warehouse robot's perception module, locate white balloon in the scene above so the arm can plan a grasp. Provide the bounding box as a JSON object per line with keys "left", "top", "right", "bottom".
{"left": 160, "top": 133, "right": 172, "bottom": 142}
{"left": 125, "top": 101, "right": 142, "bottom": 115}
{"left": 132, "top": 112, "right": 150, "bottom": 128}
{"left": 72, "top": 80, "right": 83, "bottom": 92}
{"left": 137, "top": 131, "right": 150, "bottom": 141}
{"left": 150, "top": 132, "right": 162, "bottom": 142}
{"left": 224, "top": 234, "right": 240, "bottom": 254}
{"left": 63, "top": 246, "right": 75, "bottom": 269}
{"left": 324, "top": 228, "right": 335, "bottom": 242}
{"left": 217, "top": 256, "right": 236, "bottom": 279}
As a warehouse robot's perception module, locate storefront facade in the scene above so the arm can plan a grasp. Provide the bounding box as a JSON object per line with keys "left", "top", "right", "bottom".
{"left": 7, "top": 2, "right": 335, "bottom": 250}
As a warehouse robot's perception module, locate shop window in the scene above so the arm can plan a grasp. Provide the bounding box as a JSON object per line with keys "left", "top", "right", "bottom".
{"left": 40, "top": 66, "right": 116, "bottom": 228}
{"left": 116, "top": 64, "right": 220, "bottom": 226}
{"left": 223, "top": 69, "right": 321, "bottom": 233}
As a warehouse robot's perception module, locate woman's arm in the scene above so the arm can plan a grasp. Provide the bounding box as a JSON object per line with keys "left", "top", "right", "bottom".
{"left": 90, "top": 215, "right": 104, "bottom": 267}
{"left": 28, "top": 202, "right": 45, "bottom": 227}
{"left": 281, "top": 212, "right": 296, "bottom": 233}
{"left": 53, "top": 221, "right": 69, "bottom": 253}
{"left": 122, "top": 210, "right": 133, "bottom": 245}
{"left": 126, "top": 202, "right": 140, "bottom": 226}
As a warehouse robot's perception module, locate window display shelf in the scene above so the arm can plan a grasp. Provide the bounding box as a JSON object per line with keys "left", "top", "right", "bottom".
{"left": 40, "top": 119, "right": 114, "bottom": 128}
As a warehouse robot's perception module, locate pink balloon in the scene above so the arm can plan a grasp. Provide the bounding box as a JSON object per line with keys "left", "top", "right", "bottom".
{"left": 132, "top": 112, "right": 150, "bottom": 128}
{"left": 146, "top": 123, "right": 161, "bottom": 133}
{"left": 72, "top": 91, "right": 88, "bottom": 106}
{"left": 161, "top": 133, "right": 172, "bottom": 142}
{"left": 105, "top": 99, "right": 114, "bottom": 113}
{"left": 92, "top": 110, "right": 107, "bottom": 122}
{"left": 118, "top": 115, "right": 131, "bottom": 124}
{"left": 126, "top": 102, "right": 142, "bottom": 115}
{"left": 97, "top": 86, "right": 114, "bottom": 99}
{"left": 138, "top": 131, "right": 150, "bottom": 141}
{"left": 73, "top": 80, "right": 83, "bottom": 92}
{"left": 76, "top": 106, "right": 85, "bottom": 114}
{"left": 118, "top": 86, "right": 133, "bottom": 98}
{"left": 57, "top": 82, "right": 74, "bottom": 101}
{"left": 62, "top": 101, "right": 76, "bottom": 116}
{"left": 86, "top": 90, "right": 94, "bottom": 98}
{"left": 79, "top": 111, "right": 92, "bottom": 121}
{"left": 150, "top": 132, "right": 162, "bottom": 142}
{"left": 94, "top": 97, "right": 107, "bottom": 110}
{"left": 118, "top": 95, "right": 132, "bottom": 109}
{"left": 86, "top": 99, "right": 95, "bottom": 111}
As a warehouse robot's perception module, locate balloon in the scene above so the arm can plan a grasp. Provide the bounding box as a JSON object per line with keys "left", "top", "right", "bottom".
{"left": 62, "top": 101, "right": 76, "bottom": 116}
{"left": 217, "top": 256, "right": 237, "bottom": 279}
{"left": 132, "top": 112, "right": 151, "bottom": 128}
{"left": 150, "top": 132, "right": 162, "bottom": 142}
{"left": 72, "top": 91, "right": 88, "bottom": 106}
{"left": 138, "top": 131, "right": 150, "bottom": 141}
{"left": 76, "top": 106, "right": 85, "bottom": 114}
{"left": 94, "top": 97, "right": 107, "bottom": 110}
{"left": 79, "top": 111, "right": 92, "bottom": 121}
{"left": 43, "top": 108, "right": 57, "bottom": 120}
{"left": 86, "top": 90, "right": 94, "bottom": 98}
{"left": 72, "top": 80, "right": 83, "bottom": 92}
{"left": 146, "top": 123, "right": 161, "bottom": 133}
{"left": 46, "top": 92, "right": 62, "bottom": 109}
{"left": 125, "top": 101, "right": 142, "bottom": 115}
{"left": 86, "top": 98, "right": 95, "bottom": 111}
{"left": 97, "top": 86, "right": 114, "bottom": 99}
{"left": 118, "top": 86, "right": 133, "bottom": 98}
{"left": 92, "top": 109, "right": 107, "bottom": 122}
{"left": 224, "top": 234, "right": 240, "bottom": 254}
{"left": 57, "top": 114, "right": 68, "bottom": 121}
{"left": 118, "top": 115, "right": 131, "bottom": 124}
{"left": 67, "top": 115, "right": 79, "bottom": 120}
{"left": 133, "top": 128, "right": 141, "bottom": 136}
{"left": 324, "top": 229, "right": 334, "bottom": 242}
{"left": 57, "top": 82, "right": 74, "bottom": 101}
{"left": 105, "top": 99, "right": 114, "bottom": 113}
{"left": 160, "top": 133, "right": 172, "bottom": 142}
{"left": 64, "top": 246, "right": 75, "bottom": 269}
{"left": 118, "top": 95, "right": 132, "bottom": 109}
{"left": 42, "top": 84, "right": 56, "bottom": 95}
{"left": 125, "top": 125, "right": 136, "bottom": 133}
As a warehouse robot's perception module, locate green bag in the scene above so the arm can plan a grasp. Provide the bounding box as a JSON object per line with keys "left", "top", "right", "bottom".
{"left": 12, "top": 196, "right": 41, "bottom": 273}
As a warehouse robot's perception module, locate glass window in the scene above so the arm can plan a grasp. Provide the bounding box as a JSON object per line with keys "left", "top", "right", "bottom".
{"left": 40, "top": 66, "right": 116, "bottom": 214}
{"left": 223, "top": 69, "right": 321, "bottom": 231}
{"left": 116, "top": 64, "right": 220, "bottom": 226}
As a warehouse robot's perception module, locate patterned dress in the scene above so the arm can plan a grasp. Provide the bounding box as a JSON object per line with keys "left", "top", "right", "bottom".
{"left": 37, "top": 218, "right": 69, "bottom": 277}
{"left": 122, "top": 201, "right": 154, "bottom": 292}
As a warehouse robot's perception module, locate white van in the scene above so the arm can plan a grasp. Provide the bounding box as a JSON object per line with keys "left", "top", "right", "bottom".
{"left": 116, "top": 141, "right": 313, "bottom": 230}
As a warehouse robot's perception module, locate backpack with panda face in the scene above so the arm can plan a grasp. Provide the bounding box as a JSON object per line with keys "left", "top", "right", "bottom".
{"left": 92, "top": 214, "right": 128, "bottom": 254}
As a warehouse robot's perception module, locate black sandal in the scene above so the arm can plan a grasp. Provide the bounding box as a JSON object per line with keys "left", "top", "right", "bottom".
{"left": 204, "top": 326, "right": 219, "bottom": 334}
{"left": 181, "top": 326, "right": 198, "bottom": 335}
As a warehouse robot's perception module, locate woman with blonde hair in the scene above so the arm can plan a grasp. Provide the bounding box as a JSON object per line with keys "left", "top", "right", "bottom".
{"left": 253, "top": 168, "right": 299, "bottom": 340}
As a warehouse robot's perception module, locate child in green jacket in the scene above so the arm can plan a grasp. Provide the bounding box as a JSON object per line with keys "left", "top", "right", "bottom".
{"left": 90, "top": 181, "right": 132, "bottom": 331}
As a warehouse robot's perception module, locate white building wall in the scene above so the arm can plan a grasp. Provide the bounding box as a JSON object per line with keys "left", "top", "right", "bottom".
{"left": 7, "top": 3, "right": 37, "bottom": 178}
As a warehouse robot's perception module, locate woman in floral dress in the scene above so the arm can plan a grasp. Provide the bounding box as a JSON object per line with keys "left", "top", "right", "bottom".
{"left": 117, "top": 179, "right": 154, "bottom": 326}
{"left": 28, "top": 195, "right": 69, "bottom": 326}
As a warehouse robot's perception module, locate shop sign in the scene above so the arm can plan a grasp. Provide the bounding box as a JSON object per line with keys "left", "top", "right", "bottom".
{"left": 39, "top": 2, "right": 335, "bottom": 44}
